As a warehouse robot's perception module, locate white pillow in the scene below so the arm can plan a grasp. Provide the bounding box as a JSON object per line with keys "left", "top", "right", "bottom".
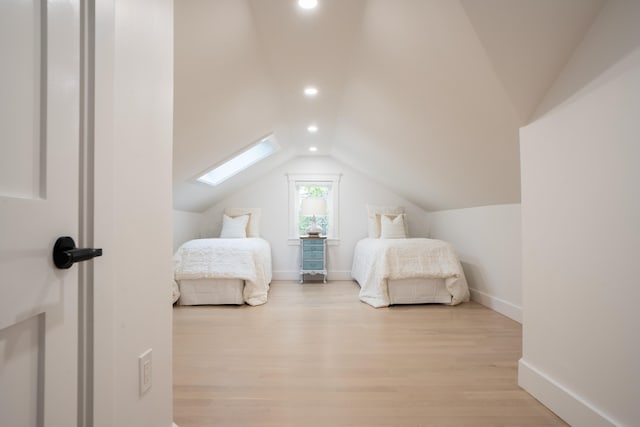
{"left": 224, "top": 208, "right": 261, "bottom": 237}
{"left": 366, "top": 205, "right": 404, "bottom": 238}
{"left": 380, "top": 214, "right": 407, "bottom": 239}
{"left": 219, "top": 214, "right": 249, "bottom": 238}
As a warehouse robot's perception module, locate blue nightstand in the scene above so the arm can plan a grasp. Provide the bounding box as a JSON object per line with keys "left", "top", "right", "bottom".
{"left": 299, "top": 236, "right": 327, "bottom": 283}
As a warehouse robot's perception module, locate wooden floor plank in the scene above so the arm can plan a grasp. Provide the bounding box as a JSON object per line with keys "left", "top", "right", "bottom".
{"left": 173, "top": 281, "right": 565, "bottom": 426}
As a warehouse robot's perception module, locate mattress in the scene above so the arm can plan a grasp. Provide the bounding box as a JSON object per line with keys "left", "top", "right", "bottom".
{"left": 387, "top": 278, "right": 452, "bottom": 305}
{"left": 177, "top": 278, "right": 245, "bottom": 305}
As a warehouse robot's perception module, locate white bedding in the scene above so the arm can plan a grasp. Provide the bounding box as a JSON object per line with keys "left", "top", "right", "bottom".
{"left": 352, "top": 238, "right": 469, "bottom": 308}
{"left": 173, "top": 238, "right": 272, "bottom": 306}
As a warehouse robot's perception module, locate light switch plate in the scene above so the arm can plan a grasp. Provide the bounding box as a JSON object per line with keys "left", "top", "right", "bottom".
{"left": 138, "top": 349, "right": 152, "bottom": 395}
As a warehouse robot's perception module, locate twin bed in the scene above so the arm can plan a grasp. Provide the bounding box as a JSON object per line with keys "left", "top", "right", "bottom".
{"left": 351, "top": 204, "right": 469, "bottom": 308}
{"left": 173, "top": 208, "right": 272, "bottom": 306}
{"left": 174, "top": 237, "right": 272, "bottom": 306}
{"left": 173, "top": 205, "right": 469, "bottom": 308}
{"left": 352, "top": 237, "right": 469, "bottom": 308}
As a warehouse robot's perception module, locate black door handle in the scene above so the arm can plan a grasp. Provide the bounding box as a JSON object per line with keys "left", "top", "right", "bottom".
{"left": 53, "top": 236, "right": 103, "bottom": 269}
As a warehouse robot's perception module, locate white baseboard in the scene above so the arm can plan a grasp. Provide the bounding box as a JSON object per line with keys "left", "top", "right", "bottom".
{"left": 271, "top": 271, "right": 299, "bottom": 281}
{"left": 272, "top": 270, "right": 353, "bottom": 281}
{"left": 469, "top": 288, "right": 522, "bottom": 323}
{"left": 518, "top": 359, "right": 617, "bottom": 427}
{"left": 325, "top": 270, "right": 352, "bottom": 280}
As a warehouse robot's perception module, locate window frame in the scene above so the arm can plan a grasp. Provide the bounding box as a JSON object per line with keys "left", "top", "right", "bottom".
{"left": 286, "top": 173, "right": 341, "bottom": 245}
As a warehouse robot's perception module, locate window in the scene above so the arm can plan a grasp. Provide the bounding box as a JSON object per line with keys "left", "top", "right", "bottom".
{"left": 287, "top": 173, "right": 341, "bottom": 242}
{"left": 196, "top": 134, "right": 279, "bottom": 186}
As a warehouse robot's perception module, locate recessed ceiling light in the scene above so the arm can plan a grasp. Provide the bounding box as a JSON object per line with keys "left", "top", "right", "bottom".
{"left": 309, "top": 146, "right": 318, "bottom": 152}
{"left": 304, "top": 86, "right": 318, "bottom": 97}
{"left": 307, "top": 125, "right": 318, "bottom": 133}
{"left": 298, "top": 0, "right": 318, "bottom": 10}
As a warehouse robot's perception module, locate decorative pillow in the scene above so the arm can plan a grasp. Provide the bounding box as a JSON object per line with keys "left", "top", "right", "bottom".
{"left": 366, "top": 205, "right": 404, "bottom": 238}
{"left": 380, "top": 214, "right": 407, "bottom": 239}
{"left": 224, "top": 208, "right": 261, "bottom": 237}
{"left": 219, "top": 214, "right": 249, "bottom": 238}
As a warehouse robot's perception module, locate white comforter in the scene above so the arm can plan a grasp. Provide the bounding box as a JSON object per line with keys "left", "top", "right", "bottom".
{"left": 173, "top": 238, "right": 272, "bottom": 306}
{"left": 352, "top": 238, "right": 469, "bottom": 308}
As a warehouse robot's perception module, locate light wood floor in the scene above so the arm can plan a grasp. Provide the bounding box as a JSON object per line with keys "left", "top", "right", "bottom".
{"left": 173, "top": 281, "right": 566, "bottom": 427}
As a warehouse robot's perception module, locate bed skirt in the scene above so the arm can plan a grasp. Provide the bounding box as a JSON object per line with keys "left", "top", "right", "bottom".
{"left": 387, "top": 278, "right": 452, "bottom": 305}
{"left": 177, "top": 278, "right": 245, "bottom": 305}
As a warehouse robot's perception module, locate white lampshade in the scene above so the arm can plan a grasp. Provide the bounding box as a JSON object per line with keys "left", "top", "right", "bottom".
{"left": 300, "top": 197, "right": 327, "bottom": 216}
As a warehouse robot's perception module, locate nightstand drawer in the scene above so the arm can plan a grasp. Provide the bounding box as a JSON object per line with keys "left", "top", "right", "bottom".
{"left": 302, "top": 241, "right": 324, "bottom": 250}
{"left": 303, "top": 246, "right": 324, "bottom": 252}
{"left": 303, "top": 261, "right": 324, "bottom": 270}
{"left": 303, "top": 250, "right": 323, "bottom": 260}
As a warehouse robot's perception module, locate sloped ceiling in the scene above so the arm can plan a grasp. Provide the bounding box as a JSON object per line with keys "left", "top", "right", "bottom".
{"left": 173, "top": 0, "right": 605, "bottom": 212}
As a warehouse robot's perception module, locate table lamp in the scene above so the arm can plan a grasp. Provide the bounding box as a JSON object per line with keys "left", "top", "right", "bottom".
{"left": 300, "top": 197, "right": 327, "bottom": 236}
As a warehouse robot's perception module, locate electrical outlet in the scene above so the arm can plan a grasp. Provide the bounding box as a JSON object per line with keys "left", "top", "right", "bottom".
{"left": 138, "top": 349, "right": 152, "bottom": 396}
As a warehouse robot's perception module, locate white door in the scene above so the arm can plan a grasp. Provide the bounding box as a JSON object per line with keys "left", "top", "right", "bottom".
{"left": 0, "top": 1, "right": 84, "bottom": 426}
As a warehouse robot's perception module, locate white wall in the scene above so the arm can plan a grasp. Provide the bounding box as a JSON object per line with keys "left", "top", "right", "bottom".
{"left": 199, "top": 156, "right": 429, "bottom": 280}
{"left": 519, "top": 2, "right": 640, "bottom": 425}
{"left": 173, "top": 210, "right": 202, "bottom": 252}
{"left": 94, "top": 1, "right": 174, "bottom": 426}
{"left": 428, "top": 204, "right": 521, "bottom": 322}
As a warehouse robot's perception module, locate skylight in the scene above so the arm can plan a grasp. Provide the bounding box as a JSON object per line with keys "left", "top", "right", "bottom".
{"left": 197, "top": 135, "right": 279, "bottom": 186}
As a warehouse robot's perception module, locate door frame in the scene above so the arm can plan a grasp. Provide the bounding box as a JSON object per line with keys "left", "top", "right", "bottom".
{"left": 83, "top": 1, "right": 174, "bottom": 425}
{"left": 78, "top": 0, "right": 98, "bottom": 425}
{"left": 85, "top": 1, "right": 117, "bottom": 425}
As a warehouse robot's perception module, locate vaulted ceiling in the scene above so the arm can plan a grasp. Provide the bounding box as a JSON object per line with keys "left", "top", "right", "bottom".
{"left": 173, "top": 0, "right": 605, "bottom": 212}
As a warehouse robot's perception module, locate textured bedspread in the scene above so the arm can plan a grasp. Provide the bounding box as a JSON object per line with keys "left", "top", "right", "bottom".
{"left": 173, "top": 238, "right": 272, "bottom": 306}
{"left": 352, "top": 238, "right": 469, "bottom": 308}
